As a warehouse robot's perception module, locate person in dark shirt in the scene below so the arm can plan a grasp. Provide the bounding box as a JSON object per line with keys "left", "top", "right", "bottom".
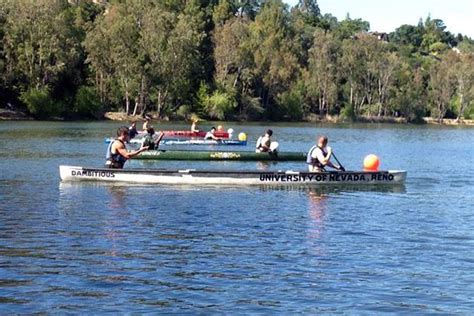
{"left": 142, "top": 127, "right": 164, "bottom": 150}
{"left": 128, "top": 121, "right": 138, "bottom": 139}
{"left": 105, "top": 126, "right": 148, "bottom": 169}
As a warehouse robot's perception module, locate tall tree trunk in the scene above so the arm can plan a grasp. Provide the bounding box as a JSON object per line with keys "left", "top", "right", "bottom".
{"left": 456, "top": 78, "right": 465, "bottom": 121}
{"left": 350, "top": 84, "right": 353, "bottom": 107}
{"left": 132, "top": 97, "right": 138, "bottom": 116}
{"left": 377, "top": 78, "right": 383, "bottom": 117}
{"left": 456, "top": 92, "right": 464, "bottom": 121}
{"left": 157, "top": 89, "right": 162, "bottom": 117}
{"left": 124, "top": 79, "right": 130, "bottom": 114}
{"left": 138, "top": 76, "right": 146, "bottom": 116}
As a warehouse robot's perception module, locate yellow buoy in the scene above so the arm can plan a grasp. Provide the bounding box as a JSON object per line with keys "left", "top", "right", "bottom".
{"left": 363, "top": 154, "right": 380, "bottom": 171}
{"left": 238, "top": 132, "right": 247, "bottom": 141}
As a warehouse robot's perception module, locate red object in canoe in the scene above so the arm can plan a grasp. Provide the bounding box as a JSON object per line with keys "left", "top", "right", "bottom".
{"left": 161, "top": 130, "right": 230, "bottom": 138}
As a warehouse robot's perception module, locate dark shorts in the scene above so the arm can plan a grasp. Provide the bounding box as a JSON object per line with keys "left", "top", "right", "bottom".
{"left": 105, "top": 160, "right": 124, "bottom": 169}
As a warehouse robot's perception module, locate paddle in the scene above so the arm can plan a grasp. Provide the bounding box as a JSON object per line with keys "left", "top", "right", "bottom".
{"left": 269, "top": 141, "right": 279, "bottom": 152}
{"left": 155, "top": 131, "right": 165, "bottom": 148}
{"left": 331, "top": 152, "right": 346, "bottom": 171}
{"left": 268, "top": 141, "right": 279, "bottom": 158}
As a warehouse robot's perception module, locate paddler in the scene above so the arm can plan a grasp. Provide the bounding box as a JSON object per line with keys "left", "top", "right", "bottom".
{"left": 142, "top": 127, "right": 164, "bottom": 150}
{"left": 307, "top": 136, "right": 344, "bottom": 172}
{"left": 105, "top": 126, "right": 149, "bottom": 169}
{"left": 204, "top": 127, "right": 221, "bottom": 140}
{"left": 128, "top": 120, "right": 138, "bottom": 139}
{"left": 191, "top": 118, "right": 200, "bottom": 132}
{"left": 256, "top": 129, "right": 274, "bottom": 153}
{"left": 142, "top": 114, "right": 152, "bottom": 131}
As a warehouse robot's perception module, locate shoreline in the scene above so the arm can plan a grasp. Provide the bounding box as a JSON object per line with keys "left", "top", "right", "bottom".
{"left": 1, "top": 109, "right": 473, "bottom": 126}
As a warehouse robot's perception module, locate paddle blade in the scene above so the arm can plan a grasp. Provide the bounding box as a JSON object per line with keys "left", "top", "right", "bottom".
{"left": 270, "top": 141, "right": 279, "bottom": 151}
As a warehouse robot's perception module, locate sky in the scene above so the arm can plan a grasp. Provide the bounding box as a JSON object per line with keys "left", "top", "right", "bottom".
{"left": 283, "top": 0, "right": 474, "bottom": 38}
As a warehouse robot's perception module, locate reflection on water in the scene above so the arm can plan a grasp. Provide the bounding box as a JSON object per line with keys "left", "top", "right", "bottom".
{"left": 307, "top": 190, "right": 328, "bottom": 237}
{"left": 306, "top": 190, "right": 328, "bottom": 256}
{"left": 106, "top": 186, "right": 128, "bottom": 209}
{"left": 259, "top": 184, "right": 406, "bottom": 194}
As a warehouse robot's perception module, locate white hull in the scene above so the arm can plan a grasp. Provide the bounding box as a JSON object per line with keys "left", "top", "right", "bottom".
{"left": 60, "top": 166, "right": 406, "bottom": 186}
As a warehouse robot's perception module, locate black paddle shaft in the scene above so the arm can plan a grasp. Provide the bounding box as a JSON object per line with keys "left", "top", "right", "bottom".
{"left": 331, "top": 152, "right": 346, "bottom": 171}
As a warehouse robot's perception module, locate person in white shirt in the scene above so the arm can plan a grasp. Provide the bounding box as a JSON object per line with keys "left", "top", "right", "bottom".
{"left": 142, "top": 115, "right": 152, "bottom": 131}
{"left": 256, "top": 129, "right": 274, "bottom": 153}
{"left": 204, "top": 127, "right": 220, "bottom": 140}
{"left": 306, "top": 136, "right": 343, "bottom": 172}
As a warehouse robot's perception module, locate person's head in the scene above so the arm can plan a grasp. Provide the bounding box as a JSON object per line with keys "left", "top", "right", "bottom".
{"left": 210, "top": 127, "right": 216, "bottom": 132}
{"left": 147, "top": 127, "right": 155, "bottom": 135}
{"left": 130, "top": 121, "right": 136, "bottom": 127}
{"left": 117, "top": 126, "right": 130, "bottom": 138}
{"left": 217, "top": 125, "right": 223, "bottom": 131}
{"left": 317, "top": 136, "right": 328, "bottom": 147}
{"left": 266, "top": 129, "right": 273, "bottom": 137}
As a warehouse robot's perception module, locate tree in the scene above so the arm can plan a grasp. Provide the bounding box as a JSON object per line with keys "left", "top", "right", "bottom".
{"left": 428, "top": 52, "right": 456, "bottom": 121}
{"left": 306, "top": 29, "right": 339, "bottom": 116}
{"left": 340, "top": 35, "right": 367, "bottom": 116}
{"left": 296, "top": 0, "right": 320, "bottom": 17}
{"left": 421, "top": 16, "right": 456, "bottom": 53}
{"left": 248, "top": 0, "right": 300, "bottom": 117}
{"left": 3, "top": 0, "right": 82, "bottom": 116}
{"left": 390, "top": 24, "right": 423, "bottom": 49}
{"left": 452, "top": 52, "right": 474, "bottom": 120}
{"left": 393, "top": 65, "right": 426, "bottom": 122}
{"left": 213, "top": 16, "right": 260, "bottom": 117}
{"left": 140, "top": 0, "right": 206, "bottom": 117}
{"left": 333, "top": 15, "right": 369, "bottom": 40}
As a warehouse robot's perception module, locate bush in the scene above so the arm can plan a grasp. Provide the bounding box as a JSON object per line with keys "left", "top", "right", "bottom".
{"left": 204, "top": 90, "right": 236, "bottom": 120}
{"left": 73, "top": 86, "right": 102, "bottom": 118}
{"left": 20, "top": 87, "right": 56, "bottom": 119}
{"left": 239, "top": 94, "right": 264, "bottom": 120}
{"left": 340, "top": 103, "right": 356, "bottom": 121}
{"left": 175, "top": 104, "right": 192, "bottom": 119}
{"left": 277, "top": 90, "right": 304, "bottom": 121}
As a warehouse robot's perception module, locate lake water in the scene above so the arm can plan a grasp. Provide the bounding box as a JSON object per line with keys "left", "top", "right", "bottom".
{"left": 0, "top": 121, "right": 473, "bottom": 313}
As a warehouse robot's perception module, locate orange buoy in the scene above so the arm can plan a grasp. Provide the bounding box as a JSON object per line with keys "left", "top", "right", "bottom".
{"left": 363, "top": 154, "right": 380, "bottom": 171}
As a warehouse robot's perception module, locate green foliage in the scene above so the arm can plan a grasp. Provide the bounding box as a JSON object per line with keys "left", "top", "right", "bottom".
{"left": 239, "top": 94, "right": 264, "bottom": 119}
{"left": 333, "top": 16, "right": 370, "bottom": 40}
{"left": 212, "top": 0, "right": 235, "bottom": 26}
{"left": 340, "top": 103, "right": 356, "bottom": 121}
{"left": 20, "top": 87, "right": 56, "bottom": 119}
{"left": 276, "top": 89, "right": 304, "bottom": 121}
{"left": 0, "top": 0, "right": 472, "bottom": 123}
{"left": 73, "top": 86, "right": 102, "bottom": 118}
{"left": 464, "top": 103, "right": 474, "bottom": 119}
{"left": 195, "top": 81, "right": 210, "bottom": 115}
{"left": 176, "top": 104, "right": 192, "bottom": 119}
{"left": 203, "top": 89, "right": 237, "bottom": 120}
{"left": 390, "top": 24, "right": 423, "bottom": 48}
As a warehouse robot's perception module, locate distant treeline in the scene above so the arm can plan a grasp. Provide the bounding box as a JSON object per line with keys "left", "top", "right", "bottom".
{"left": 0, "top": 0, "right": 473, "bottom": 121}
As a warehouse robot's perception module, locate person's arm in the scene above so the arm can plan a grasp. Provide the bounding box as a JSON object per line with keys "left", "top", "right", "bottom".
{"left": 154, "top": 132, "right": 164, "bottom": 147}
{"left": 208, "top": 133, "right": 220, "bottom": 140}
{"left": 258, "top": 136, "right": 269, "bottom": 151}
{"left": 314, "top": 148, "right": 330, "bottom": 165}
{"left": 115, "top": 142, "right": 148, "bottom": 159}
{"left": 315, "top": 147, "right": 340, "bottom": 169}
